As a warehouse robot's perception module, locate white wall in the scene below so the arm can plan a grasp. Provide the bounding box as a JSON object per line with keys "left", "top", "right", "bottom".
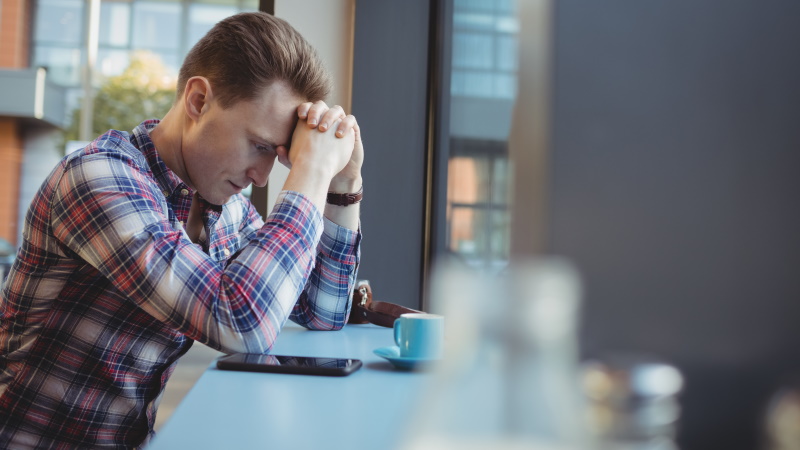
{"left": 18, "top": 127, "right": 64, "bottom": 245}
{"left": 268, "top": 1, "right": 355, "bottom": 212}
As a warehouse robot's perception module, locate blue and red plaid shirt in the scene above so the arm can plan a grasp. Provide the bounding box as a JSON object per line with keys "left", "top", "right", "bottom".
{"left": 0, "top": 120, "right": 360, "bottom": 448}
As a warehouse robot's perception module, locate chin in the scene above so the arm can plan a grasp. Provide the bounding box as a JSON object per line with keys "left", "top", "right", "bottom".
{"left": 206, "top": 195, "right": 230, "bottom": 206}
{"left": 198, "top": 190, "right": 228, "bottom": 206}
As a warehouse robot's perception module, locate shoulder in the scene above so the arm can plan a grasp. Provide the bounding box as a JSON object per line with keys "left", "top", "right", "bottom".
{"left": 60, "top": 130, "right": 156, "bottom": 191}
{"left": 66, "top": 129, "right": 149, "bottom": 172}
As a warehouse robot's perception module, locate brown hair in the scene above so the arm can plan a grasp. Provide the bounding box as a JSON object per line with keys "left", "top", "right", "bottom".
{"left": 177, "top": 12, "right": 332, "bottom": 108}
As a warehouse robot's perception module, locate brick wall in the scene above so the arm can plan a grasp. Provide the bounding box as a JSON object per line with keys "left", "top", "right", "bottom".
{"left": 0, "top": 0, "right": 30, "bottom": 68}
{"left": 0, "top": 121, "right": 23, "bottom": 245}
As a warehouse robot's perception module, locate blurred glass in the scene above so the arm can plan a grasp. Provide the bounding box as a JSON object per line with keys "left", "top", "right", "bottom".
{"left": 582, "top": 354, "right": 683, "bottom": 450}
{"left": 401, "top": 258, "right": 586, "bottom": 449}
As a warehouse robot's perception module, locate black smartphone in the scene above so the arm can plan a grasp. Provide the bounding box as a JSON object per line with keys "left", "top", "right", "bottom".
{"left": 216, "top": 353, "right": 362, "bottom": 377}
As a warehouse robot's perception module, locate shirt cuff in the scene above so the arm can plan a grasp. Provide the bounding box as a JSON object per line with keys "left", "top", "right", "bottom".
{"left": 320, "top": 217, "right": 361, "bottom": 265}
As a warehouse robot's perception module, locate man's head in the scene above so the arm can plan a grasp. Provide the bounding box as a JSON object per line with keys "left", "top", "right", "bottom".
{"left": 177, "top": 12, "right": 332, "bottom": 108}
{"left": 162, "top": 12, "right": 332, "bottom": 205}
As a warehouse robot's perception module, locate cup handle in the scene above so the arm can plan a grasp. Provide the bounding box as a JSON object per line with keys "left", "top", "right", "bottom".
{"left": 394, "top": 318, "right": 402, "bottom": 347}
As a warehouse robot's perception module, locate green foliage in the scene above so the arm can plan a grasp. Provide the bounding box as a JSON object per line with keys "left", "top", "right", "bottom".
{"left": 64, "top": 51, "right": 177, "bottom": 142}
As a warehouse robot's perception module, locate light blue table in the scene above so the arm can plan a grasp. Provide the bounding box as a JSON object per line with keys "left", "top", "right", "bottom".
{"left": 148, "top": 323, "right": 430, "bottom": 450}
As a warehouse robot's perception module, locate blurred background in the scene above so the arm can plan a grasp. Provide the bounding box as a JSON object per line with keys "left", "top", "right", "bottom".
{"left": 1, "top": 0, "right": 799, "bottom": 448}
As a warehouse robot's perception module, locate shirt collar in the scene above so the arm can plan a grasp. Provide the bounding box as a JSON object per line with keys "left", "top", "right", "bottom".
{"left": 129, "top": 119, "right": 192, "bottom": 199}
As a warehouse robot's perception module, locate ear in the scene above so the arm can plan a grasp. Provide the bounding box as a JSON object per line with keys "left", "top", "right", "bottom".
{"left": 183, "top": 76, "right": 214, "bottom": 123}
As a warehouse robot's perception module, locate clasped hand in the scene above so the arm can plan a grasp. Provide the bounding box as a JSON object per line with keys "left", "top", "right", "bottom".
{"left": 276, "top": 101, "right": 363, "bottom": 191}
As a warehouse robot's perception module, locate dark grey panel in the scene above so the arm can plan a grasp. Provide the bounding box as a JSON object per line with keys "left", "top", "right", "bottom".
{"left": 549, "top": 1, "right": 800, "bottom": 448}
{"left": 352, "top": 1, "right": 430, "bottom": 309}
{"left": 0, "top": 69, "right": 66, "bottom": 128}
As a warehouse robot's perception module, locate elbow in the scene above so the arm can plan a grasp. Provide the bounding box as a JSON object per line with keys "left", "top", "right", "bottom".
{"left": 295, "top": 316, "right": 347, "bottom": 332}
{"left": 215, "top": 329, "right": 277, "bottom": 355}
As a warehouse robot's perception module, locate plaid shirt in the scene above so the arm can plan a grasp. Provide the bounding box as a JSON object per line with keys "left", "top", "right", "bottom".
{"left": 0, "top": 120, "right": 360, "bottom": 448}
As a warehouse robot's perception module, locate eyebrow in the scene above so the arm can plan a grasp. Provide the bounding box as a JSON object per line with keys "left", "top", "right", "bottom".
{"left": 249, "top": 131, "right": 283, "bottom": 148}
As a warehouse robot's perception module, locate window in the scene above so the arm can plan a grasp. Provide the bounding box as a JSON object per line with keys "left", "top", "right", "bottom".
{"left": 30, "top": 0, "right": 258, "bottom": 145}
{"left": 444, "top": 0, "right": 518, "bottom": 267}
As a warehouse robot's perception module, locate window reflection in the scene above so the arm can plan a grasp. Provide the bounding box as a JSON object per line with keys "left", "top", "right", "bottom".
{"left": 445, "top": 0, "right": 518, "bottom": 266}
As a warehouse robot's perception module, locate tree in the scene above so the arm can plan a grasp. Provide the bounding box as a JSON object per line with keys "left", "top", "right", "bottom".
{"left": 64, "top": 51, "right": 176, "bottom": 142}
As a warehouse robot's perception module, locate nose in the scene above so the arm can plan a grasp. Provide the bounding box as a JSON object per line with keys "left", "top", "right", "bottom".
{"left": 247, "top": 157, "right": 274, "bottom": 188}
{"left": 248, "top": 169, "right": 268, "bottom": 188}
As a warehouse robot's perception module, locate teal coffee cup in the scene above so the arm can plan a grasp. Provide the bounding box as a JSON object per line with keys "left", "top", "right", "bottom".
{"left": 393, "top": 313, "right": 444, "bottom": 359}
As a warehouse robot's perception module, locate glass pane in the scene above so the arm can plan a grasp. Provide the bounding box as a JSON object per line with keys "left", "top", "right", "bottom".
{"left": 34, "top": 0, "right": 84, "bottom": 45}
{"left": 187, "top": 4, "right": 238, "bottom": 49}
{"left": 99, "top": 2, "right": 131, "bottom": 47}
{"left": 444, "top": 0, "right": 518, "bottom": 267}
{"left": 144, "top": 50, "right": 181, "bottom": 75}
{"left": 33, "top": 46, "right": 83, "bottom": 86}
{"left": 97, "top": 48, "right": 131, "bottom": 78}
{"left": 453, "top": 32, "right": 493, "bottom": 70}
{"left": 132, "top": 2, "right": 181, "bottom": 50}
{"left": 447, "top": 156, "right": 490, "bottom": 205}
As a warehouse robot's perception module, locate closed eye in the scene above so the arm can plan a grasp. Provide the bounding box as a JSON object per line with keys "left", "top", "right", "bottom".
{"left": 255, "top": 143, "right": 276, "bottom": 154}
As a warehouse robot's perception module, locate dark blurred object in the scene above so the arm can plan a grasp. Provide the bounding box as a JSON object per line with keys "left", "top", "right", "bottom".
{"left": 0, "top": 238, "right": 16, "bottom": 283}
{"left": 346, "top": 280, "right": 423, "bottom": 327}
{"left": 582, "top": 353, "right": 684, "bottom": 450}
{"left": 762, "top": 376, "right": 800, "bottom": 450}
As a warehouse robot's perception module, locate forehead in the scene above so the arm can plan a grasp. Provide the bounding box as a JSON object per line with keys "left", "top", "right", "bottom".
{"left": 239, "top": 81, "right": 304, "bottom": 146}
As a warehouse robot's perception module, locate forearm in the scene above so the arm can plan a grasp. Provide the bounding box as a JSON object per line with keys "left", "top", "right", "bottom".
{"left": 282, "top": 157, "right": 332, "bottom": 212}
{"left": 290, "top": 218, "right": 361, "bottom": 330}
{"left": 136, "top": 193, "right": 324, "bottom": 354}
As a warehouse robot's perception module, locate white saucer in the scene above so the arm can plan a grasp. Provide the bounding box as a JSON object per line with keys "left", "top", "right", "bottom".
{"left": 373, "top": 346, "right": 439, "bottom": 370}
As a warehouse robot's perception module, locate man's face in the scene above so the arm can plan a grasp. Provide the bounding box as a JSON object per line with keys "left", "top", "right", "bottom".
{"left": 183, "top": 81, "right": 303, "bottom": 205}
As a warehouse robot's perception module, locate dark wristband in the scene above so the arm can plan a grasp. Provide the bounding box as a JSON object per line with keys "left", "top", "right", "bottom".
{"left": 326, "top": 185, "right": 363, "bottom": 206}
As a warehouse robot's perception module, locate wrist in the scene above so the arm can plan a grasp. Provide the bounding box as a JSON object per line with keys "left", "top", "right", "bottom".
{"left": 328, "top": 175, "right": 362, "bottom": 194}
{"left": 292, "top": 156, "right": 337, "bottom": 182}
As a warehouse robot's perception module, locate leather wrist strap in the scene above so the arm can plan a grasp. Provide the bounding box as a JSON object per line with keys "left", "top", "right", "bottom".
{"left": 348, "top": 281, "right": 423, "bottom": 328}
{"left": 326, "top": 185, "right": 363, "bottom": 206}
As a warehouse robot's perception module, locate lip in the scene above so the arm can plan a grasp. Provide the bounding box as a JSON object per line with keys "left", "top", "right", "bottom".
{"left": 228, "top": 181, "right": 244, "bottom": 193}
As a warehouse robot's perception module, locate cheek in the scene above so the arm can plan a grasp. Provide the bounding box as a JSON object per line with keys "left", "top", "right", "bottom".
{"left": 264, "top": 154, "right": 277, "bottom": 172}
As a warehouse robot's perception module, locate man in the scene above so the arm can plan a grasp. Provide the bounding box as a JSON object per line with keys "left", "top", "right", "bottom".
{"left": 0, "top": 12, "right": 362, "bottom": 448}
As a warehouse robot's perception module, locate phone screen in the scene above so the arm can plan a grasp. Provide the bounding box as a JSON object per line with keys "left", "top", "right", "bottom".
{"left": 216, "top": 353, "right": 362, "bottom": 376}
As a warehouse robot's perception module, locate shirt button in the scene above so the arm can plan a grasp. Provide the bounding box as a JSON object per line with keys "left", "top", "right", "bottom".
{"left": 181, "top": 188, "right": 190, "bottom": 196}
{"left": 179, "top": 221, "right": 184, "bottom": 227}
{"left": 223, "top": 248, "right": 231, "bottom": 257}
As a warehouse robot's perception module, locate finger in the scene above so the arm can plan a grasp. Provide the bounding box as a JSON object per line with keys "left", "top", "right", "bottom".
{"left": 318, "top": 105, "right": 347, "bottom": 132}
{"left": 354, "top": 121, "right": 362, "bottom": 144}
{"left": 305, "top": 100, "right": 329, "bottom": 127}
{"left": 296, "top": 102, "right": 314, "bottom": 119}
{"left": 335, "top": 115, "right": 358, "bottom": 138}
